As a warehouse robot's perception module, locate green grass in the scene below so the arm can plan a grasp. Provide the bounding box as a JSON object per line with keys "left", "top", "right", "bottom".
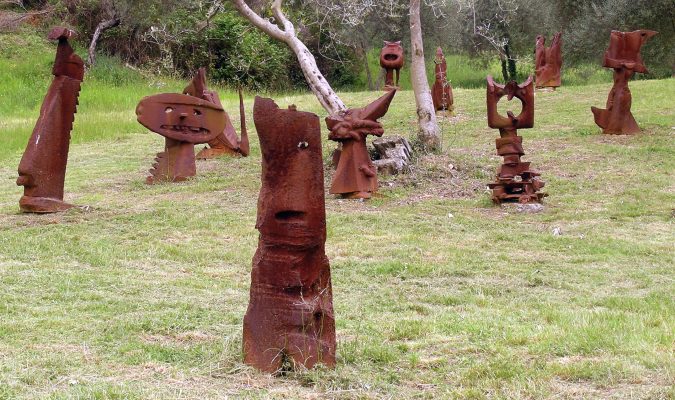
{"left": 0, "top": 32, "right": 674, "bottom": 399}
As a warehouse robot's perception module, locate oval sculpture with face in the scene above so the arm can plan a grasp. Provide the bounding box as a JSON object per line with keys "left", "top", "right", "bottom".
{"left": 136, "top": 93, "right": 225, "bottom": 143}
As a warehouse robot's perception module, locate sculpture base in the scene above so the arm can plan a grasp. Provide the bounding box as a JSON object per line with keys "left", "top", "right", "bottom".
{"left": 591, "top": 106, "right": 640, "bottom": 135}
{"left": 535, "top": 86, "right": 558, "bottom": 91}
{"left": 146, "top": 139, "right": 196, "bottom": 184}
{"left": 339, "top": 191, "right": 373, "bottom": 200}
{"left": 195, "top": 145, "right": 240, "bottom": 159}
{"left": 19, "top": 196, "right": 75, "bottom": 213}
{"left": 435, "top": 106, "right": 455, "bottom": 113}
{"left": 488, "top": 171, "right": 546, "bottom": 204}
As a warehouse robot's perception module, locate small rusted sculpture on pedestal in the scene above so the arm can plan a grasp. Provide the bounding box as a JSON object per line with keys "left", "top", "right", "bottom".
{"left": 486, "top": 76, "right": 546, "bottom": 204}
{"left": 535, "top": 32, "right": 562, "bottom": 89}
{"left": 591, "top": 30, "right": 657, "bottom": 135}
{"left": 136, "top": 93, "right": 226, "bottom": 183}
{"left": 16, "top": 27, "right": 84, "bottom": 213}
{"left": 183, "top": 68, "right": 250, "bottom": 159}
{"left": 431, "top": 47, "right": 454, "bottom": 111}
{"left": 243, "top": 96, "right": 335, "bottom": 373}
{"left": 379, "top": 41, "right": 404, "bottom": 90}
{"left": 327, "top": 90, "right": 397, "bottom": 199}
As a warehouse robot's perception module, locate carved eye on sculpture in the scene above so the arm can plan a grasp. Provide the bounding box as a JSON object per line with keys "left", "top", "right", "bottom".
{"left": 193, "top": 109, "right": 202, "bottom": 116}
{"left": 297, "top": 141, "right": 309, "bottom": 149}
{"left": 165, "top": 107, "right": 173, "bottom": 113}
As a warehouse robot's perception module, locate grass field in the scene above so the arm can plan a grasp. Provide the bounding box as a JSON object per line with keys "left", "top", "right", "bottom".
{"left": 1, "top": 32, "right": 674, "bottom": 399}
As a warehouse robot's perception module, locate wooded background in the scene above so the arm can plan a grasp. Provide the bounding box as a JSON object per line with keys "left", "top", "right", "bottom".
{"left": 1, "top": 0, "right": 673, "bottom": 90}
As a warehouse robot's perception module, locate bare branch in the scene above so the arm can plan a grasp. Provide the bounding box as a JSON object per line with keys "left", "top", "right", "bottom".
{"left": 231, "top": 0, "right": 287, "bottom": 41}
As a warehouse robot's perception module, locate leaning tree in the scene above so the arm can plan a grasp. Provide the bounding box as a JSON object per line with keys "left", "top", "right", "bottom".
{"left": 231, "top": 0, "right": 348, "bottom": 117}
{"left": 231, "top": 0, "right": 442, "bottom": 151}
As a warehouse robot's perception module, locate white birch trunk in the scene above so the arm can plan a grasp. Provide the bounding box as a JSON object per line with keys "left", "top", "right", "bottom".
{"left": 231, "top": 0, "right": 347, "bottom": 117}
{"left": 409, "top": 0, "right": 441, "bottom": 150}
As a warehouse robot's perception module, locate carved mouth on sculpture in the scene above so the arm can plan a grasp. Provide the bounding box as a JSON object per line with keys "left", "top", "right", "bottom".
{"left": 160, "top": 125, "right": 210, "bottom": 135}
{"left": 275, "top": 210, "right": 307, "bottom": 223}
{"left": 384, "top": 54, "right": 400, "bottom": 61}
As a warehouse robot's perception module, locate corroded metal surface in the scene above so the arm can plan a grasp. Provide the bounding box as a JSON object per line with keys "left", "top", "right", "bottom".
{"left": 535, "top": 32, "right": 562, "bottom": 88}
{"left": 486, "top": 76, "right": 546, "bottom": 204}
{"left": 591, "top": 30, "right": 657, "bottom": 135}
{"left": 327, "top": 90, "right": 396, "bottom": 199}
{"left": 431, "top": 47, "right": 454, "bottom": 111}
{"left": 243, "top": 96, "right": 335, "bottom": 373}
{"left": 16, "top": 27, "right": 84, "bottom": 213}
{"left": 136, "top": 93, "right": 225, "bottom": 183}
{"left": 379, "top": 41, "right": 404, "bottom": 90}
{"left": 183, "top": 68, "right": 250, "bottom": 159}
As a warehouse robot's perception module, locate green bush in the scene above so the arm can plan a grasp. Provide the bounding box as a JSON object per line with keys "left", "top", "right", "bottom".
{"left": 205, "top": 13, "right": 295, "bottom": 91}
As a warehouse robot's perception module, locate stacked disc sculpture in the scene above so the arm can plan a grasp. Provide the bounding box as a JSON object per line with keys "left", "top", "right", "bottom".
{"left": 486, "top": 76, "right": 546, "bottom": 204}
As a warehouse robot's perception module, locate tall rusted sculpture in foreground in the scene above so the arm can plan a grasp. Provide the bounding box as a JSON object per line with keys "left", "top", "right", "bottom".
{"left": 243, "top": 97, "right": 335, "bottom": 373}
{"left": 16, "top": 27, "right": 84, "bottom": 213}
{"left": 535, "top": 32, "right": 562, "bottom": 89}
{"left": 379, "top": 41, "right": 404, "bottom": 90}
{"left": 431, "top": 47, "right": 454, "bottom": 111}
{"left": 136, "top": 93, "right": 227, "bottom": 183}
{"left": 486, "top": 76, "right": 546, "bottom": 204}
{"left": 591, "top": 30, "right": 657, "bottom": 135}
{"left": 327, "top": 90, "right": 397, "bottom": 199}
{"left": 183, "top": 68, "right": 250, "bottom": 159}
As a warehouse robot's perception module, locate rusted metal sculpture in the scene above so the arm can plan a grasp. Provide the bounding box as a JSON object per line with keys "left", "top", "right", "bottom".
{"left": 535, "top": 32, "right": 562, "bottom": 89}
{"left": 243, "top": 96, "right": 335, "bottom": 373}
{"left": 136, "top": 93, "right": 226, "bottom": 183}
{"left": 379, "top": 41, "right": 404, "bottom": 90}
{"left": 486, "top": 76, "right": 546, "bottom": 204}
{"left": 183, "top": 68, "right": 250, "bottom": 159}
{"left": 16, "top": 27, "right": 84, "bottom": 213}
{"left": 431, "top": 47, "right": 454, "bottom": 111}
{"left": 591, "top": 30, "right": 657, "bottom": 135}
{"left": 327, "top": 90, "right": 397, "bottom": 199}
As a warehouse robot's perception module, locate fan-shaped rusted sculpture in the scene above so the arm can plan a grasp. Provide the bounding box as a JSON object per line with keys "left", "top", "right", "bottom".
{"left": 327, "top": 90, "right": 396, "bottom": 199}
{"left": 535, "top": 32, "right": 562, "bottom": 89}
{"left": 591, "top": 30, "right": 657, "bottom": 135}
{"left": 431, "top": 47, "right": 454, "bottom": 111}
{"left": 379, "top": 41, "right": 404, "bottom": 90}
{"left": 486, "top": 76, "right": 546, "bottom": 204}
{"left": 183, "top": 68, "right": 250, "bottom": 159}
{"left": 136, "top": 93, "right": 226, "bottom": 183}
{"left": 16, "top": 27, "right": 84, "bottom": 213}
{"left": 243, "top": 96, "right": 335, "bottom": 374}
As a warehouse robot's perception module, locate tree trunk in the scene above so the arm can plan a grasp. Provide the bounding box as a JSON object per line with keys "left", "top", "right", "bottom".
{"left": 409, "top": 0, "right": 441, "bottom": 150}
{"left": 231, "top": 0, "right": 347, "bottom": 117}
{"left": 504, "top": 41, "right": 517, "bottom": 81}
{"left": 87, "top": 17, "right": 120, "bottom": 67}
{"left": 359, "top": 39, "right": 374, "bottom": 91}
